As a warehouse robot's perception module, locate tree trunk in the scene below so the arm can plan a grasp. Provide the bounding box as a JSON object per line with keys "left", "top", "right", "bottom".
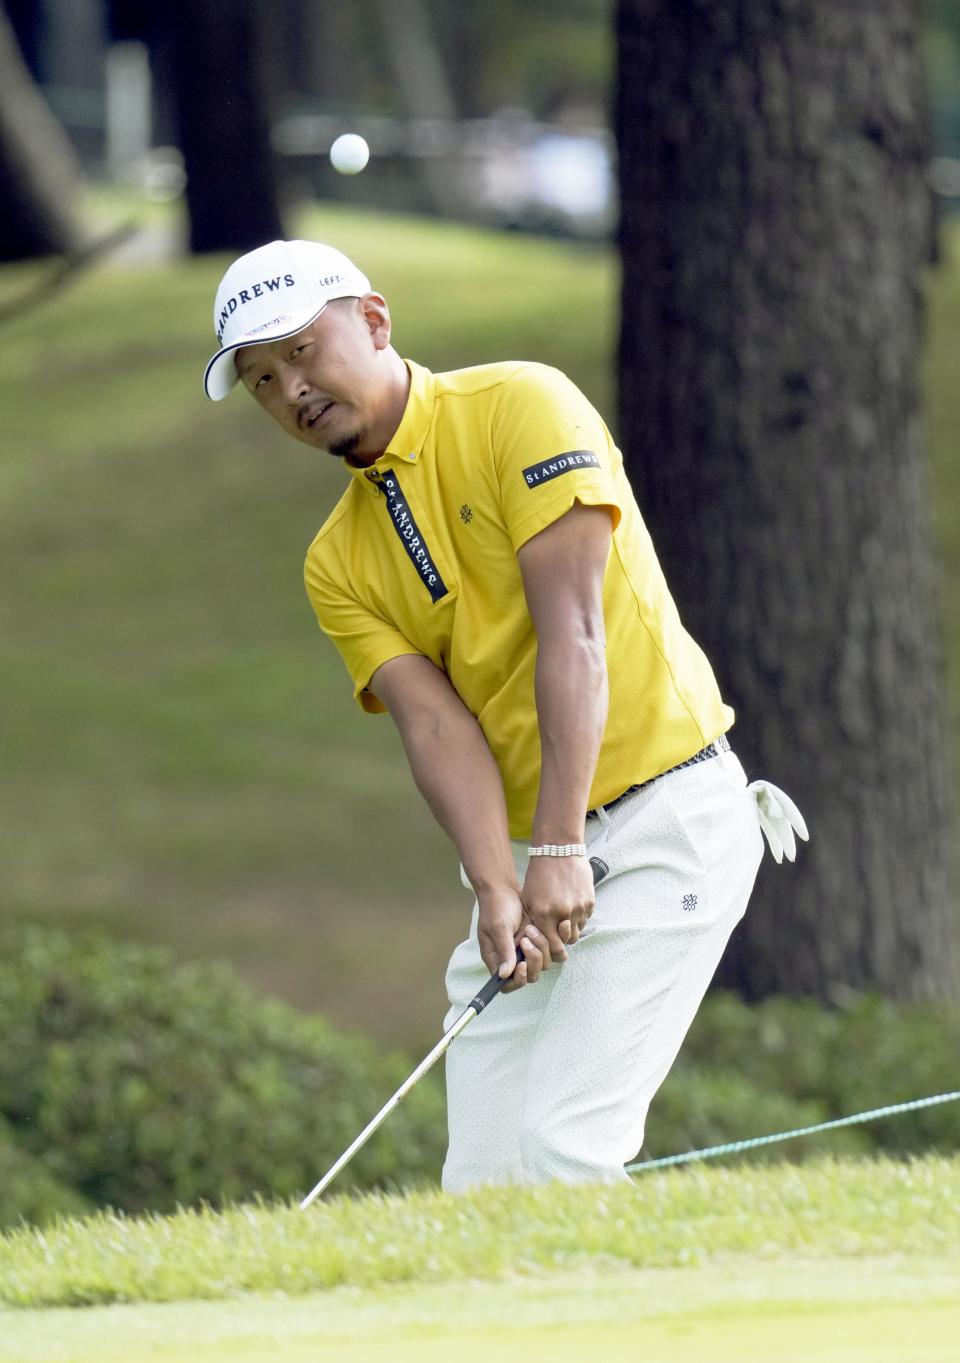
{"left": 615, "top": 0, "right": 956, "bottom": 1001}
{"left": 5, "top": 0, "right": 45, "bottom": 79}
{"left": 168, "top": 0, "right": 284, "bottom": 254}
{"left": 373, "top": 0, "right": 464, "bottom": 217}
{"left": 0, "top": 3, "right": 80, "bottom": 261}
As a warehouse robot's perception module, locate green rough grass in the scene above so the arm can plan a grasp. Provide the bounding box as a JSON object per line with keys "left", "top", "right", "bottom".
{"left": 1, "top": 1156, "right": 957, "bottom": 1309}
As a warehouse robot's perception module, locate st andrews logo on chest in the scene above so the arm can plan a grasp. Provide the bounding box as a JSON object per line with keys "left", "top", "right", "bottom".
{"left": 378, "top": 471, "right": 448, "bottom": 604}
{"left": 522, "top": 449, "right": 601, "bottom": 488}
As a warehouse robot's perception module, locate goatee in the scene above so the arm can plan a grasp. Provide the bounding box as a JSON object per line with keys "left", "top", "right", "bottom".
{"left": 330, "top": 428, "right": 365, "bottom": 460}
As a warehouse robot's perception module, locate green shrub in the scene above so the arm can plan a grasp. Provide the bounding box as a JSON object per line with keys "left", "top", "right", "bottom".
{"left": 810, "top": 995, "right": 960, "bottom": 1153}
{"left": 0, "top": 923, "right": 446, "bottom": 1215}
{"left": 642, "top": 1067, "right": 871, "bottom": 1164}
{"left": 0, "top": 1114, "right": 92, "bottom": 1229}
{"left": 651, "top": 991, "right": 960, "bottom": 1162}
{"left": 2, "top": 921, "right": 956, "bottom": 1219}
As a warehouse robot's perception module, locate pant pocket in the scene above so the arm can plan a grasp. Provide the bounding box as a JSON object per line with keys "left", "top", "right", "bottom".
{"left": 660, "top": 769, "right": 720, "bottom": 876}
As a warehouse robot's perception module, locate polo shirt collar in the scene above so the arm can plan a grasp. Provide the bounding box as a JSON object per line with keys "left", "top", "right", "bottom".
{"left": 346, "top": 359, "right": 435, "bottom": 493}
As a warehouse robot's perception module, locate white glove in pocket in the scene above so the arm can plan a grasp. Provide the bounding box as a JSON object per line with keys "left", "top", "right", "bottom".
{"left": 747, "top": 780, "right": 809, "bottom": 864}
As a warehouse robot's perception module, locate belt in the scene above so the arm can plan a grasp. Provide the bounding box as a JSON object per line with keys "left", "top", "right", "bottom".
{"left": 586, "top": 734, "right": 731, "bottom": 820}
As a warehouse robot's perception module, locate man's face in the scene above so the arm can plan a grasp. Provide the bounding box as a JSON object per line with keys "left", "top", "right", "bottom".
{"left": 235, "top": 295, "right": 392, "bottom": 463}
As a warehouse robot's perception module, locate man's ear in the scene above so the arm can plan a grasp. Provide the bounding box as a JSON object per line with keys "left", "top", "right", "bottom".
{"left": 359, "top": 292, "right": 392, "bottom": 351}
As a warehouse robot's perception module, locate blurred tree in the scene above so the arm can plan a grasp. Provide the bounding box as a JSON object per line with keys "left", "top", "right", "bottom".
{"left": 0, "top": 0, "right": 80, "bottom": 261}
{"left": 5, "top": 0, "right": 45, "bottom": 79}
{"left": 615, "top": 0, "right": 956, "bottom": 1002}
{"left": 164, "top": 0, "right": 284, "bottom": 253}
{"left": 285, "top": 0, "right": 355, "bottom": 106}
{"left": 430, "top": 0, "right": 612, "bottom": 119}
{"left": 278, "top": 0, "right": 612, "bottom": 121}
{"left": 374, "top": 0, "right": 461, "bottom": 215}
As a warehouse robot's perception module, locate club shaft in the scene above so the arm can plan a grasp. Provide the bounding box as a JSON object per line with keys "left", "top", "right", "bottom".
{"left": 298, "top": 1005, "right": 477, "bottom": 1209}
{"left": 299, "top": 856, "right": 609, "bottom": 1209}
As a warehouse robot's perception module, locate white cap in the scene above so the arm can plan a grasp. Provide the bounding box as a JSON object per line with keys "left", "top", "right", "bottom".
{"left": 203, "top": 239, "right": 372, "bottom": 400}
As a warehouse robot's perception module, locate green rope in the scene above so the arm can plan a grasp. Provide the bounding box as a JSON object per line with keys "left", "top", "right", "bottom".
{"left": 626, "top": 1089, "right": 960, "bottom": 1173}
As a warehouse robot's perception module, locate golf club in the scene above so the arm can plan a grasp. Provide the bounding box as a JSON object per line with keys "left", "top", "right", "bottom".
{"left": 299, "top": 854, "right": 610, "bottom": 1209}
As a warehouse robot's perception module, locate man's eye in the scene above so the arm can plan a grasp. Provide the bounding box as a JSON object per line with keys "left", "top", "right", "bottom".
{"left": 291, "top": 342, "right": 311, "bottom": 358}
{"left": 255, "top": 374, "right": 272, "bottom": 389}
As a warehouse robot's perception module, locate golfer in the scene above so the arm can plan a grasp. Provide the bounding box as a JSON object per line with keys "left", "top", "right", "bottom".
{"left": 203, "top": 239, "right": 806, "bottom": 1189}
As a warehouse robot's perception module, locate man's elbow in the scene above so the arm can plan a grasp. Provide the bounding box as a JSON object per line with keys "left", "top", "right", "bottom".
{"left": 540, "top": 614, "right": 607, "bottom": 671}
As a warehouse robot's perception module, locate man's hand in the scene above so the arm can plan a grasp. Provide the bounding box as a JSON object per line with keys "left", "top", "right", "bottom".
{"left": 477, "top": 886, "right": 552, "bottom": 994}
{"left": 520, "top": 855, "right": 596, "bottom": 960}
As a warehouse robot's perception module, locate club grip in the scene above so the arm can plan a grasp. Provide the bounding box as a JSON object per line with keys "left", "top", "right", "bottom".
{"left": 467, "top": 855, "right": 609, "bottom": 1012}
{"left": 468, "top": 948, "right": 522, "bottom": 1014}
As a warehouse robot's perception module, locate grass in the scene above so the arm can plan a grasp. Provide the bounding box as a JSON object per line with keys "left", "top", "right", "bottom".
{"left": 2, "top": 1259, "right": 958, "bottom": 1362}
{"left": 1, "top": 197, "right": 958, "bottom": 1050}
{"left": 1, "top": 1158, "right": 958, "bottom": 1361}
{"left": 1, "top": 1155, "right": 957, "bottom": 1308}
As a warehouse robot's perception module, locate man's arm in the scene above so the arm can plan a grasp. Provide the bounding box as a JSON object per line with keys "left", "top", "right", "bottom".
{"left": 369, "top": 654, "right": 549, "bottom": 989}
{"left": 516, "top": 500, "right": 613, "bottom": 950}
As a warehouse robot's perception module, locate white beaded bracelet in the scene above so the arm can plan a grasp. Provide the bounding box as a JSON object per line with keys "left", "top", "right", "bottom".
{"left": 528, "top": 843, "right": 587, "bottom": 858}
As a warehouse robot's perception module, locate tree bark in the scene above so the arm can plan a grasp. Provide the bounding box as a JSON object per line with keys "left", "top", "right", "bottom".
{"left": 615, "top": 0, "right": 956, "bottom": 1001}
{"left": 168, "top": 0, "right": 284, "bottom": 254}
{"left": 0, "top": 3, "right": 80, "bottom": 261}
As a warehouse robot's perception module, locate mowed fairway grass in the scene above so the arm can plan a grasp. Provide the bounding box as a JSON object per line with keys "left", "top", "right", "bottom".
{"left": 4, "top": 1261, "right": 959, "bottom": 1363}
{"left": 2, "top": 1157, "right": 958, "bottom": 1362}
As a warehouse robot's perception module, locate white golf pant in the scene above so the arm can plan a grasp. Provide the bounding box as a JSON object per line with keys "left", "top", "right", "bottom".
{"left": 441, "top": 746, "right": 764, "bottom": 1190}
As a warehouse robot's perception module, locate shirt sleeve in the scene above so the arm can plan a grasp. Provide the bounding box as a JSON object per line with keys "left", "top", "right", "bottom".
{"left": 491, "top": 364, "right": 623, "bottom": 551}
{"left": 304, "top": 551, "right": 419, "bottom": 714}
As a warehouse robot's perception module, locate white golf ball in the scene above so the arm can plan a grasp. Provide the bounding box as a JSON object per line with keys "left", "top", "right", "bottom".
{"left": 330, "top": 134, "right": 370, "bottom": 176}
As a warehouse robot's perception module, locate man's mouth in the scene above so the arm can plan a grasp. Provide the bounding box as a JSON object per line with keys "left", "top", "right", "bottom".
{"left": 301, "top": 400, "right": 335, "bottom": 430}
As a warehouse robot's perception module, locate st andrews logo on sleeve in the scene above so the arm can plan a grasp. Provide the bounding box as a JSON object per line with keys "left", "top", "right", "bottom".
{"left": 522, "top": 450, "right": 601, "bottom": 488}
{"left": 378, "top": 471, "right": 449, "bottom": 603}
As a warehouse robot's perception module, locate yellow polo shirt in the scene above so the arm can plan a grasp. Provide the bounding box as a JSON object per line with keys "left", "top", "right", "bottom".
{"left": 304, "top": 359, "right": 733, "bottom": 839}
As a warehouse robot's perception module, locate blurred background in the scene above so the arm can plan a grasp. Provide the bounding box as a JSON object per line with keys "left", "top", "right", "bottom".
{"left": 2, "top": 1, "right": 960, "bottom": 1224}
{"left": 8, "top": 1, "right": 959, "bottom": 245}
